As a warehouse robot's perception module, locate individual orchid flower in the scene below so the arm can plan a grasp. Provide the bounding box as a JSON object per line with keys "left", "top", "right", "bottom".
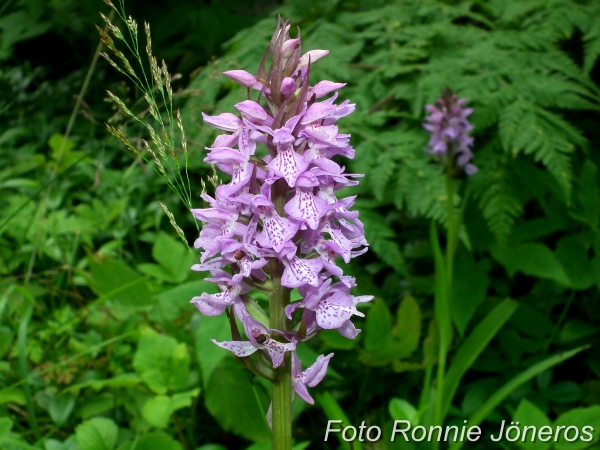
{"left": 292, "top": 352, "right": 334, "bottom": 404}
{"left": 212, "top": 305, "right": 295, "bottom": 368}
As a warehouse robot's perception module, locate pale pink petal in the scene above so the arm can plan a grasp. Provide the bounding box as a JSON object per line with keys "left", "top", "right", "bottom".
{"left": 309, "top": 81, "right": 346, "bottom": 99}
{"left": 298, "top": 49, "right": 329, "bottom": 68}
{"left": 282, "top": 256, "right": 323, "bottom": 288}
{"left": 256, "top": 210, "right": 298, "bottom": 252}
{"left": 267, "top": 146, "right": 308, "bottom": 187}
{"left": 337, "top": 320, "right": 361, "bottom": 339}
{"left": 284, "top": 189, "right": 328, "bottom": 230}
{"left": 202, "top": 112, "right": 242, "bottom": 132}
{"left": 211, "top": 339, "right": 257, "bottom": 358}
{"left": 301, "top": 102, "right": 335, "bottom": 125}
{"left": 302, "top": 353, "right": 334, "bottom": 387}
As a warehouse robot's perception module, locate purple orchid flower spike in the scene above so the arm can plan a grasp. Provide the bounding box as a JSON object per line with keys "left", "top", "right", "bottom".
{"left": 423, "top": 87, "right": 476, "bottom": 175}
{"left": 189, "top": 19, "right": 372, "bottom": 442}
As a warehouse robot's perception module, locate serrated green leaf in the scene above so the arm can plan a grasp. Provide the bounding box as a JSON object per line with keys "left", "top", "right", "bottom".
{"left": 141, "top": 389, "right": 200, "bottom": 428}
{"left": 133, "top": 327, "right": 190, "bottom": 394}
{"left": 75, "top": 417, "right": 118, "bottom": 450}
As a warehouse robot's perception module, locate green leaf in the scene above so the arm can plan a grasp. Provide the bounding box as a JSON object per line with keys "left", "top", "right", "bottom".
{"left": 48, "top": 393, "right": 75, "bottom": 425}
{"left": 450, "top": 346, "right": 588, "bottom": 450}
{"left": 45, "top": 436, "right": 78, "bottom": 450}
{"left": 0, "top": 417, "right": 12, "bottom": 438}
{"left": 88, "top": 253, "right": 154, "bottom": 307}
{"left": 554, "top": 406, "right": 600, "bottom": 450}
{"left": 442, "top": 299, "right": 518, "bottom": 420}
{"left": 195, "top": 314, "right": 231, "bottom": 386}
{"left": 134, "top": 432, "right": 183, "bottom": 450}
{"left": 451, "top": 251, "right": 490, "bottom": 335}
{"left": 389, "top": 398, "right": 418, "bottom": 424}
{"left": 513, "top": 399, "right": 552, "bottom": 450}
{"left": 500, "top": 243, "right": 570, "bottom": 286}
{"left": 141, "top": 389, "right": 200, "bottom": 428}
{"left": 154, "top": 232, "right": 196, "bottom": 282}
{"left": 75, "top": 417, "right": 118, "bottom": 450}
{"left": 64, "top": 373, "right": 142, "bottom": 393}
{"left": 545, "top": 381, "right": 582, "bottom": 404}
{"left": 361, "top": 298, "right": 394, "bottom": 365}
{"left": 155, "top": 280, "right": 218, "bottom": 307}
{"left": 204, "top": 358, "right": 269, "bottom": 442}
{"left": 431, "top": 222, "right": 451, "bottom": 351}
{"left": 569, "top": 160, "right": 600, "bottom": 229}
{"left": 394, "top": 295, "right": 421, "bottom": 358}
{"left": 555, "top": 236, "right": 594, "bottom": 290}
{"left": 133, "top": 327, "right": 190, "bottom": 394}
{"left": 0, "top": 387, "right": 25, "bottom": 405}
{"left": 316, "top": 391, "right": 361, "bottom": 450}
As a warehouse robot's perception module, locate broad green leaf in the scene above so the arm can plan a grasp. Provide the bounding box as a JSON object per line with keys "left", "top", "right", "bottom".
{"left": 141, "top": 389, "right": 200, "bottom": 428}
{"left": 0, "top": 387, "right": 25, "bottom": 405}
{"left": 75, "top": 417, "right": 118, "bottom": 450}
{"left": 545, "top": 381, "right": 583, "bottom": 404}
{"left": 205, "top": 358, "right": 269, "bottom": 442}
{"left": 134, "top": 432, "right": 183, "bottom": 450}
{"left": 449, "top": 346, "right": 588, "bottom": 450}
{"left": 79, "top": 394, "right": 117, "bottom": 419}
{"left": 389, "top": 398, "right": 418, "bottom": 424}
{"left": 195, "top": 314, "right": 231, "bottom": 385}
{"left": 554, "top": 406, "right": 600, "bottom": 450}
{"left": 88, "top": 253, "right": 154, "bottom": 307}
{"left": 133, "top": 327, "right": 190, "bottom": 394}
{"left": 361, "top": 298, "right": 394, "bottom": 365}
{"left": 450, "top": 251, "right": 490, "bottom": 335}
{"left": 316, "top": 391, "right": 362, "bottom": 450}
{"left": 0, "top": 417, "right": 12, "bottom": 438}
{"left": 48, "top": 133, "right": 75, "bottom": 158}
{"left": 513, "top": 399, "right": 552, "bottom": 450}
{"left": 394, "top": 295, "right": 421, "bottom": 358}
{"left": 150, "top": 232, "right": 196, "bottom": 283}
{"left": 45, "top": 436, "right": 78, "bottom": 450}
{"left": 555, "top": 236, "right": 594, "bottom": 290}
{"left": 500, "top": 243, "right": 570, "bottom": 286}
{"left": 48, "top": 393, "right": 75, "bottom": 425}
{"left": 442, "top": 299, "right": 518, "bottom": 419}
{"left": 155, "top": 280, "right": 218, "bottom": 307}
{"left": 558, "top": 319, "right": 597, "bottom": 344}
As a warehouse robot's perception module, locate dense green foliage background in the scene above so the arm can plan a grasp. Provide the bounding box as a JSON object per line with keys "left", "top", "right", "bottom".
{"left": 1, "top": 0, "right": 600, "bottom": 449}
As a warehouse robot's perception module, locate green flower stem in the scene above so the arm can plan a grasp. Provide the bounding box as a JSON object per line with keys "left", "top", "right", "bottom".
{"left": 432, "top": 170, "right": 457, "bottom": 450}
{"left": 270, "top": 177, "right": 293, "bottom": 450}
{"left": 270, "top": 267, "right": 293, "bottom": 450}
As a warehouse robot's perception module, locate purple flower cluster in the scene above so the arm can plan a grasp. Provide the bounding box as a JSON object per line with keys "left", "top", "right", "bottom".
{"left": 423, "top": 87, "right": 476, "bottom": 175}
{"left": 189, "top": 19, "right": 372, "bottom": 405}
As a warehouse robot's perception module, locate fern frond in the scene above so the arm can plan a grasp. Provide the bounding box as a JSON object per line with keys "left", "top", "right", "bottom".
{"left": 498, "top": 100, "right": 582, "bottom": 197}
{"left": 359, "top": 209, "right": 405, "bottom": 272}
{"left": 470, "top": 147, "right": 523, "bottom": 239}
